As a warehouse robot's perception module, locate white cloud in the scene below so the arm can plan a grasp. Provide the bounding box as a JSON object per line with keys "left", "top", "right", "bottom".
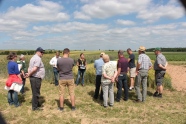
{"left": 116, "top": 19, "right": 136, "bottom": 26}
{"left": 74, "top": 11, "right": 91, "bottom": 20}
{"left": 137, "top": 1, "right": 185, "bottom": 23}
{"left": 74, "top": 0, "right": 150, "bottom": 20}
{"left": 1, "top": 1, "right": 69, "bottom": 22}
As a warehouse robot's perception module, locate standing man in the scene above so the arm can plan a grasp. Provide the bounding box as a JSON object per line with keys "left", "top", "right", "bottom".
{"left": 116, "top": 50, "right": 129, "bottom": 102}
{"left": 49, "top": 52, "right": 61, "bottom": 86}
{"left": 127, "top": 48, "right": 136, "bottom": 90}
{"left": 93, "top": 52, "right": 105, "bottom": 100}
{"left": 57, "top": 48, "right": 76, "bottom": 111}
{"left": 153, "top": 47, "right": 168, "bottom": 98}
{"left": 135, "top": 46, "right": 152, "bottom": 102}
{"left": 27, "top": 47, "right": 45, "bottom": 111}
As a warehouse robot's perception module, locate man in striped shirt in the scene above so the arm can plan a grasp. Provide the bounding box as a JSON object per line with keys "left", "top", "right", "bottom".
{"left": 135, "top": 46, "right": 152, "bottom": 102}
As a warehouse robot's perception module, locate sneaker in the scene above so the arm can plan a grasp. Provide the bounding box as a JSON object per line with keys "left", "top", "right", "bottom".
{"left": 58, "top": 107, "right": 64, "bottom": 111}
{"left": 71, "top": 106, "right": 76, "bottom": 111}
{"left": 129, "top": 87, "right": 134, "bottom": 91}
{"left": 153, "top": 91, "right": 159, "bottom": 97}
{"left": 82, "top": 84, "right": 84, "bottom": 87}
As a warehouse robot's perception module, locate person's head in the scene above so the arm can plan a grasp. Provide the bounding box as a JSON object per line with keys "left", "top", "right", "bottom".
{"left": 118, "top": 50, "right": 124, "bottom": 58}
{"left": 138, "top": 46, "right": 146, "bottom": 54}
{"left": 56, "top": 51, "right": 60, "bottom": 58}
{"left": 80, "top": 53, "right": 85, "bottom": 59}
{"left": 153, "top": 47, "right": 161, "bottom": 55}
{"left": 7, "top": 52, "right": 17, "bottom": 61}
{"left": 63, "top": 48, "right": 70, "bottom": 56}
{"left": 19, "top": 54, "right": 25, "bottom": 61}
{"left": 100, "top": 52, "right": 105, "bottom": 58}
{"left": 127, "top": 48, "right": 132, "bottom": 55}
{"left": 102, "top": 54, "right": 110, "bottom": 63}
{"left": 36, "top": 47, "right": 45, "bottom": 57}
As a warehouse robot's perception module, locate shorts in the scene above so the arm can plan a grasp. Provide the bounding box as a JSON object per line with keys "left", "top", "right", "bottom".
{"left": 129, "top": 67, "right": 136, "bottom": 78}
{"left": 155, "top": 70, "right": 166, "bottom": 86}
{"left": 59, "top": 79, "right": 75, "bottom": 96}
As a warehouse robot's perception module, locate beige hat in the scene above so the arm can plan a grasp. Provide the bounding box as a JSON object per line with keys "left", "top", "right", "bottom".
{"left": 100, "top": 52, "right": 105, "bottom": 56}
{"left": 138, "top": 46, "right": 146, "bottom": 51}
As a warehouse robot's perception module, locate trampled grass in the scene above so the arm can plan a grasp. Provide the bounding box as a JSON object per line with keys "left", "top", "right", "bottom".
{"left": 0, "top": 79, "right": 186, "bottom": 124}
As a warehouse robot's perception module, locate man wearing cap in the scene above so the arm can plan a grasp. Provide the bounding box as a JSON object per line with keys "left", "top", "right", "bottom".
{"left": 116, "top": 50, "right": 129, "bottom": 102}
{"left": 17, "top": 54, "right": 27, "bottom": 94}
{"left": 135, "top": 46, "right": 152, "bottom": 102}
{"left": 49, "top": 52, "right": 61, "bottom": 86}
{"left": 153, "top": 47, "right": 168, "bottom": 98}
{"left": 127, "top": 48, "right": 136, "bottom": 91}
{"left": 93, "top": 52, "right": 105, "bottom": 100}
{"left": 27, "top": 47, "right": 45, "bottom": 111}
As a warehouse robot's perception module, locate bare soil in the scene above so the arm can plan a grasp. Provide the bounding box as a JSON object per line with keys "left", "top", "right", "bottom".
{"left": 166, "top": 64, "right": 186, "bottom": 91}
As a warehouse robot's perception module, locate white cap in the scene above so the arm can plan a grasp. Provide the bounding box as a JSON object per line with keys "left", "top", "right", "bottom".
{"left": 20, "top": 54, "right": 24, "bottom": 58}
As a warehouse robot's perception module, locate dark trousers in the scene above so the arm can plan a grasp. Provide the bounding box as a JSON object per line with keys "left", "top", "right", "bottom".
{"left": 116, "top": 74, "right": 128, "bottom": 101}
{"left": 30, "top": 77, "right": 42, "bottom": 110}
{"left": 53, "top": 67, "right": 59, "bottom": 86}
{"left": 20, "top": 78, "right": 26, "bottom": 93}
{"left": 94, "top": 75, "right": 103, "bottom": 100}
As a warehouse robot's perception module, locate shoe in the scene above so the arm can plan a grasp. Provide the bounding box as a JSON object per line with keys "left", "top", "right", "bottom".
{"left": 134, "top": 99, "right": 142, "bottom": 103}
{"left": 156, "top": 94, "right": 162, "bottom": 98}
{"left": 82, "top": 84, "right": 84, "bottom": 87}
{"left": 123, "top": 99, "right": 128, "bottom": 101}
{"left": 129, "top": 87, "right": 134, "bottom": 91}
{"left": 58, "top": 107, "right": 64, "bottom": 111}
{"left": 15, "top": 104, "right": 22, "bottom": 107}
{"left": 38, "top": 104, "right": 44, "bottom": 108}
{"left": 109, "top": 104, "right": 113, "bottom": 107}
{"left": 71, "top": 106, "right": 76, "bottom": 111}
{"left": 153, "top": 91, "right": 159, "bottom": 97}
{"left": 115, "top": 99, "right": 120, "bottom": 102}
{"left": 33, "top": 107, "right": 43, "bottom": 111}
{"left": 104, "top": 106, "right": 107, "bottom": 108}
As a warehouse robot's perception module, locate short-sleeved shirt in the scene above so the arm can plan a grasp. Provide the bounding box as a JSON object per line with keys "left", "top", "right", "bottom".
{"left": 101, "top": 61, "right": 117, "bottom": 84}
{"left": 7, "top": 61, "right": 20, "bottom": 75}
{"left": 57, "top": 57, "right": 74, "bottom": 80}
{"left": 117, "top": 57, "right": 129, "bottom": 73}
{"left": 28, "top": 54, "right": 45, "bottom": 79}
{"left": 138, "top": 53, "right": 152, "bottom": 70}
{"left": 154, "top": 53, "right": 167, "bottom": 71}
{"left": 78, "top": 58, "right": 86, "bottom": 70}
{"left": 94, "top": 58, "right": 104, "bottom": 75}
{"left": 128, "top": 54, "right": 136, "bottom": 68}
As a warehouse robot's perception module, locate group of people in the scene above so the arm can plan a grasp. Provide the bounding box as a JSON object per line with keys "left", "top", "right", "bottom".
{"left": 5, "top": 46, "right": 167, "bottom": 111}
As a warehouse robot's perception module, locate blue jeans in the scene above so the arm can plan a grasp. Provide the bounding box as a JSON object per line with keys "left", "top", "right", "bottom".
{"left": 116, "top": 74, "right": 128, "bottom": 101}
{"left": 20, "top": 78, "right": 26, "bottom": 93}
{"left": 76, "top": 69, "right": 86, "bottom": 85}
{"left": 53, "top": 67, "right": 59, "bottom": 86}
{"left": 8, "top": 90, "right": 20, "bottom": 107}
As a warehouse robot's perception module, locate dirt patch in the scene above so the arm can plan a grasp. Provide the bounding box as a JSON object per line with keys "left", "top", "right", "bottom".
{"left": 166, "top": 64, "right": 186, "bottom": 91}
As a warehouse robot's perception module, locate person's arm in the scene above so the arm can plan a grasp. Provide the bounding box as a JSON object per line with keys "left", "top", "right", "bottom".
{"left": 49, "top": 57, "right": 55, "bottom": 66}
{"left": 136, "top": 62, "right": 141, "bottom": 75}
{"left": 15, "top": 63, "right": 22, "bottom": 81}
{"left": 149, "top": 59, "right": 152, "bottom": 70}
{"left": 111, "top": 68, "right": 118, "bottom": 83}
{"left": 27, "top": 66, "right": 38, "bottom": 77}
{"left": 76, "top": 61, "right": 79, "bottom": 66}
{"left": 128, "top": 58, "right": 131, "bottom": 62}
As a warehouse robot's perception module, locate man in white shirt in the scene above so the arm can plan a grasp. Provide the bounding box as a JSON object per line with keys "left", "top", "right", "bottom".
{"left": 49, "top": 52, "right": 61, "bottom": 86}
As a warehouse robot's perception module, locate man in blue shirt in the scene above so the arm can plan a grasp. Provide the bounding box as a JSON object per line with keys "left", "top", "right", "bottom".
{"left": 93, "top": 52, "right": 105, "bottom": 100}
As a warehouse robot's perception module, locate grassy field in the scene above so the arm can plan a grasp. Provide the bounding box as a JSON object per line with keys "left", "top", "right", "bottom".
{"left": 0, "top": 51, "right": 185, "bottom": 124}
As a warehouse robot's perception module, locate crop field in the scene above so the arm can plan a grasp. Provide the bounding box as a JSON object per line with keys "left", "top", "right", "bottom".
{"left": 0, "top": 51, "right": 186, "bottom": 124}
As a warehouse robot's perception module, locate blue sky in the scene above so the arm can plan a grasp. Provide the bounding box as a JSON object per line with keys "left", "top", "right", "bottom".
{"left": 0, "top": 0, "right": 185, "bottom": 50}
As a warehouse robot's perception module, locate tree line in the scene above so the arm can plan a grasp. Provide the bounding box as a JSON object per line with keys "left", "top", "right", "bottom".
{"left": 146, "top": 48, "right": 186, "bottom": 52}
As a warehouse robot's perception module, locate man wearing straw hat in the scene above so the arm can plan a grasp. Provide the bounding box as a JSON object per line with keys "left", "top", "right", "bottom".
{"left": 135, "top": 46, "right": 152, "bottom": 102}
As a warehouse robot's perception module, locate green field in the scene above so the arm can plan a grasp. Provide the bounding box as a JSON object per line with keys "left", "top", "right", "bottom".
{"left": 0, "top": 51, "right": 186, "bottom": 124}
